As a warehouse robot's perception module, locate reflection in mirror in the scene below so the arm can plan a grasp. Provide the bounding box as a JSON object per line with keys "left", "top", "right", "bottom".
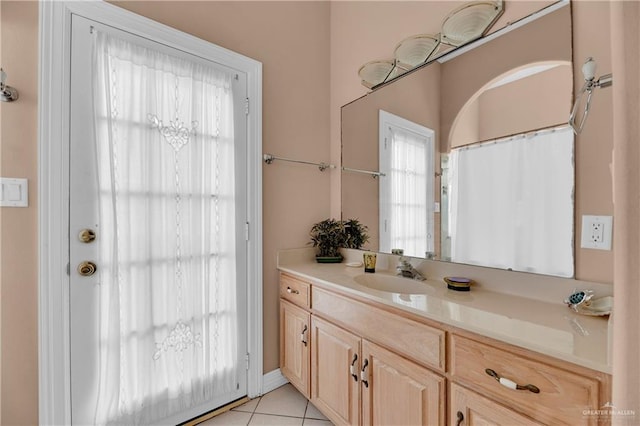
{"left": 442, "top": 126, "right": 574, "bottom": 277}
{"left": 378, "top": 111, "right": 435, "bottom": 258}
{"left": 341, "top": 3, "right": 573, "bottom": 277}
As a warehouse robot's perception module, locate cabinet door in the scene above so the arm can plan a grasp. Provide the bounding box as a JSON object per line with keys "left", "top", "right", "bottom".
{"left": 450, "top": 383, "right": 542, "bottom": 426}
{"left": 361, "top": 340, "right": 445, "bottom": 426}
{"left": 280, "top": 299, "right": 310, "bottom": 398}
{"left": 311, "top": 316, "right": 361, "bottom": 426}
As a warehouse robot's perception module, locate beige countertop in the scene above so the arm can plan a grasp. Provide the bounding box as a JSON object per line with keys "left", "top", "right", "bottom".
{"left": 278, "top": 248, "right": 612, "bottom": 374}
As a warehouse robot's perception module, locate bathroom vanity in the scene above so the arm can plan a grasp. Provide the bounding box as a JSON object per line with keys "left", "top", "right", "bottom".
{"left": 278, "top": 249, "right": 611, "bottom": 425}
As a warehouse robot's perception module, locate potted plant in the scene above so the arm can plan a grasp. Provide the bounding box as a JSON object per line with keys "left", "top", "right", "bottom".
{"left": 309, "top": 218, "right": 369, "bottom": 263}
{"left": 343, "top": 218, "right": 369, "bottom": 250}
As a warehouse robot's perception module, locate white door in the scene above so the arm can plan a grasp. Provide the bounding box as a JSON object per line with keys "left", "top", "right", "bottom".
{"left": 69, "top": 14, "right": 248, "bottom": 425}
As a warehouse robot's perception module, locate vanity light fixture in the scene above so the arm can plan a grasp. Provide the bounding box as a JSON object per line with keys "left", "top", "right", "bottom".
{"left": 0, "top": 68, "right": 19, "bottom": 102}
{"left": 393, "top": 34, "right": 441, "bottom": 70}
{"left": 358, "top": 60, "right": 403, "bottom": 90}
{"left": 358, "top": 0, "right": 504, "bottom": 89}
{"left": 569, "top": 57, "right": 613, "bottom": 134}
{"left": 441, "top": 0, "right": 504, "bottom": 47}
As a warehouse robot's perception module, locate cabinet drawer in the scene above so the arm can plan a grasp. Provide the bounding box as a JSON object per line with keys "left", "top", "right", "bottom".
{"left": 280, "top": 273, "right": 310, "bottom": 309}
{"left": 450, "top": 383, "right": 542, "bottom": 426}
{"left": 313, "top": 287, "right": 445, "bottom": 372}
{"left": 450, "top": 334, "right": 604, "bottom": 425}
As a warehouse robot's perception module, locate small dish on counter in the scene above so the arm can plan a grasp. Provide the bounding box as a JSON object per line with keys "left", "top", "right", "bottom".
{"left": 564, "top": 290, "right": 612, "bottom": 317}
{"left": 444, "top": 276, "right": 474, "bottom": 291}
{"left": 572, "top": 296, "right": 613, "bottom": 317}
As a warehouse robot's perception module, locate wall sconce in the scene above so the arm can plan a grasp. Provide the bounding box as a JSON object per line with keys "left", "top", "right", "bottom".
{"left": 569, "top": 57, "right": 612, "bottom": 134}
{"left": 0, "top": 68, "right": 19, "bottom": 102}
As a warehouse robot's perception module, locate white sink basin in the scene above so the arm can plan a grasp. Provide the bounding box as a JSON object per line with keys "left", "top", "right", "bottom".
{"left": 354, "top": 273, "right": 431, "bottom": 294}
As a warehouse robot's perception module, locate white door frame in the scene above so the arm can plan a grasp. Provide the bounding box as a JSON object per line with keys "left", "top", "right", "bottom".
{"left": 38, "top": 2, "right": 263, "bottom": 425}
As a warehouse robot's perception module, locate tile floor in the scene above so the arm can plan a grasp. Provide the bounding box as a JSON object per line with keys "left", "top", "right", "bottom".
{"left": 198, "top": 384, "right": 334, "bottom": 426}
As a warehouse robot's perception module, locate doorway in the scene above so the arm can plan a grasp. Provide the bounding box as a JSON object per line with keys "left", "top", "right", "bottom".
{"left": 39, "top": 3, "right": 263, "bottom": 425}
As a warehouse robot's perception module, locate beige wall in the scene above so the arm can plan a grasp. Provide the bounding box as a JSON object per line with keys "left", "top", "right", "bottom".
{"left": 0, "top": 1, "right": 619, "bottom": 424}
{"left": 572, "top": 1, "right": 614, "bottom": 284}
{"left": 0, "top": 2, "right": 39, "bottom": 425}
{"left": 611, "top": 0, "right": 640, "bottom": 417}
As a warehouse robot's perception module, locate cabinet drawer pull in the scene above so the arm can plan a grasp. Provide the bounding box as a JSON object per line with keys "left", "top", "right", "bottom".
{"left": 485, "top": 368, "right": 540, "bottom": 393}
{"left": 301, "top": 325, "right": 308, "bottom": 346}
{"left": 350, "top": 354, "right": 359, "bottom": 382}
{"left": 286, "top": 286, "right": 300, "bottom": 294}
{"left": 361, "top": 358, "right": 369, "bottom": 388}
{"left": 456, "top": 411, "right": 464, "bottom": 426}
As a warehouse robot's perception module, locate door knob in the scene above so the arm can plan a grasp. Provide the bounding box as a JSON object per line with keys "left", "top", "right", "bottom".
{"left": 78, "top": 229, "right": 96, "bottom": 243}
{"left": 77, "top": 261, "right": 97, "bottom": 276}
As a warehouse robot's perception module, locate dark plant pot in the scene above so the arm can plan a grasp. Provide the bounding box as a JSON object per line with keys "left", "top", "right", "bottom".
{"left": 316, "top": 255, "right": 343, "bottom": 264}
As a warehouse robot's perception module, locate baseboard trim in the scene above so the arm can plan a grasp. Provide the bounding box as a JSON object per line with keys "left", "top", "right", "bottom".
{"left": 262, "top": 369, "right": 289, "bottom": 394}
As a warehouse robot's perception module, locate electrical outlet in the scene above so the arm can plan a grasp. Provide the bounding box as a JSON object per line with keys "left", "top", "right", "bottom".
{"left": 581, "top": 215, "right": 613, "bottom": 250}
{"left": 590, "top": 222, "right": 604, "bottom": 243}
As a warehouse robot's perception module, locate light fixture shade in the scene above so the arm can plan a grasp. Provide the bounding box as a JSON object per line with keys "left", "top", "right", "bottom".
{"left": 582, "top": 57, "right": 596, "bottom": 81}
{"left": 441, "top": 1, "right": 503, "bottom": 47}
{"left": 394, "top": 34, "right": 441, "bottom": 69}
{"left": 358, "top": 60, "right": 401, "bottom": 89}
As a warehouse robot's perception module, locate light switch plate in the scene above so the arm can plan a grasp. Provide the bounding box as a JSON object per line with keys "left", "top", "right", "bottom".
{"left": 0, "top": 178, "right": 28, "bottom": 207}
{"left": 581, "top": 215, "right": 613, "bottom": 250}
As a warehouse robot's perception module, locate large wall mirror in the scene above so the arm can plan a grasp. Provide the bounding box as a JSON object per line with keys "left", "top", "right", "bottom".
{"left": 341, "top": 2, "right": 574, "bottom": 277}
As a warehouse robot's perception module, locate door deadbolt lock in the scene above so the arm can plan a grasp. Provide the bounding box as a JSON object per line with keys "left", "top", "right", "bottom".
{"left": 78, "top": 261, "right": 97, "bottom": 277}
{"left": 78, "top": 229, "right": 96, "bottom": 243}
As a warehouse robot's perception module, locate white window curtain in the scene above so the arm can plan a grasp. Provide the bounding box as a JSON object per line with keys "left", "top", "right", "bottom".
{"left": 380, "top": 125, "right": 434, "bottom": 258}
{"left": 447, "top": 127, "right": 574, "bottom": 277}
{"left": 92, "top": 31, "right": 239, "bottom": 424}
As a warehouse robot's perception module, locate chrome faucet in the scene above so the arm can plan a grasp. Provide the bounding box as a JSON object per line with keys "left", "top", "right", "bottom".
{"left": 396, "top": 257, "right": 425, "bottom": 281}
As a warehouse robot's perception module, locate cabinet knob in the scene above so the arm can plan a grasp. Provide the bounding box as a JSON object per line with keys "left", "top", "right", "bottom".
{"left": 287, "top": 286, "right": 300, "bottom": 294}
{"left": 300, "top": 325, "right": 308, "bottom": 346}
{"left": 485, "top": 368, "right": 540, "bottom": 393}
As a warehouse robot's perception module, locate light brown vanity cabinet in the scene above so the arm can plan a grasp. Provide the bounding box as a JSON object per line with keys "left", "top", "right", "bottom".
{"left": 278, "top": 271, "right": 611, "bottom": 426}
{"left": 279, "top": 299, "right": 310, "bottom": 398}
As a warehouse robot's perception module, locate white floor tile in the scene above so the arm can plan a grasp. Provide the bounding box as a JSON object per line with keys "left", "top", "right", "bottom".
{"left": 232, "top": 397, "right": 260, "bottom": 413}
{"left": 304, "top": 402, "right": 328, "bottom": 421}
{"left": 249, "top": 413, "right": 304, "bottom": 425}
{"left": 198, "top": 410, "right": 252, "bottom": 426}
{"left": 302, "top": 419, "right": 333, "bottom": 426}
{"left": 254, "top": 384, "right": 308, "bottom": 417}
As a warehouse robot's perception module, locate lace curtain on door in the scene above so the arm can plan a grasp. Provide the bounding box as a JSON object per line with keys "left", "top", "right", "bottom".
{"left": 92, "top": 31, "right": 239, "bottom": 424}
{"left": 448, "top": 127, "right": 574, "bottom": 277}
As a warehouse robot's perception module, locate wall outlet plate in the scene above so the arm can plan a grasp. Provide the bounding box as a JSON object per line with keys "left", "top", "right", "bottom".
{"left": 581, "top": 215, "right": 613, "bottom": 250}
